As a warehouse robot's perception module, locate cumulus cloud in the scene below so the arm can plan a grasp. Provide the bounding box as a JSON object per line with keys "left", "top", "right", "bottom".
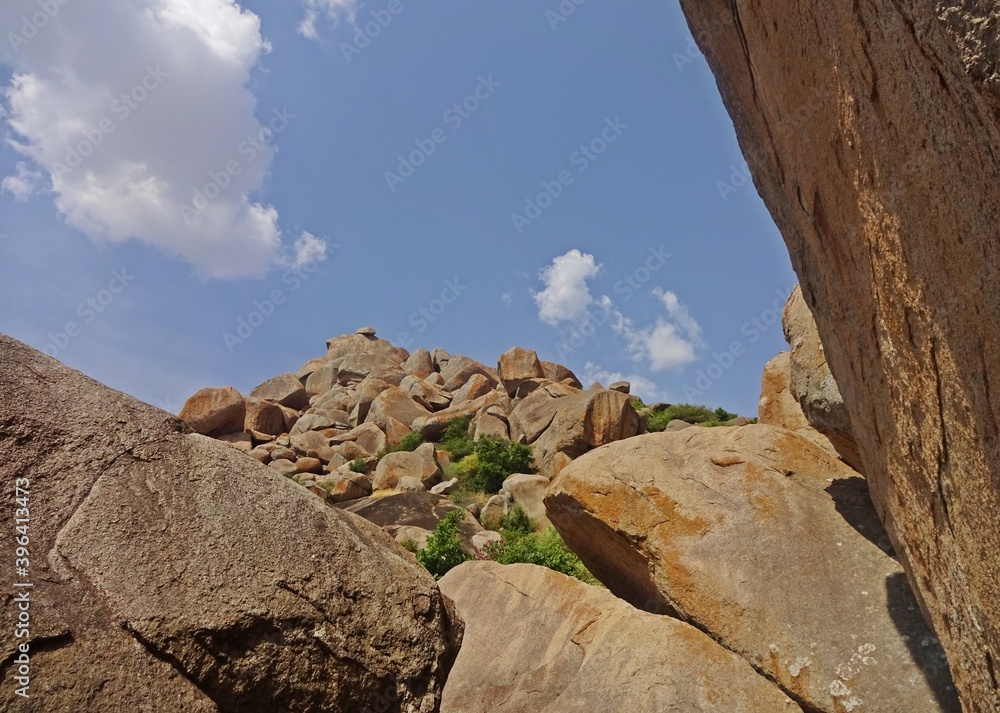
{"left": 298, "top": 0, "right": 355, "bottom": 39}
{"left": 1, "top": 161, "right": 41, "bottom": 201}
{"left": 609, "top": 289, "right": 703, "bottom": 371}
{"left": 582, "top": 362, "right": 663, "bottom": 401}
{"left": 533, "top": 249, "right": 602, "bottom": 325}
{"left": 0, "top": 0, "right": 309, "bottom": 279}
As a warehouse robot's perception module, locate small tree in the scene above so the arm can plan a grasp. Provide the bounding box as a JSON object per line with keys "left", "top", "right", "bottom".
{"left": 416, "top": 510, "right": 471, "bottom": 579}
{"left": 472, "top": 437, "right": 534, "bottom": 493}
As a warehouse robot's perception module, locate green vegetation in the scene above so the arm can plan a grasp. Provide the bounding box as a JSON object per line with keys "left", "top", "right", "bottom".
{"left": 498, "top": 504, "right": 535, "bottom": 536}
{"left": 376, "top": 430, "right": 425, "bottom": 458}
{"left": 438, "top": 416, "right": 475, "bottom": 460}
{"left": 483, "top": 526, "right": 599, "bottom": 586}
{"left": 643, "top": 403, "right": 741, "bottom": 432}
{"left": 348, "top": 458, "right": 368, "bottom": 474}
{"left": 467, "top": 437, "right": 534, "bottom": 493}
{"left": 414, "top": 510, "right": 472, "bottom": 579}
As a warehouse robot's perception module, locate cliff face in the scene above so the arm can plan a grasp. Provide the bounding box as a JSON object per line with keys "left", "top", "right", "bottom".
{"left": 675, "top": 2, "right": 1000, "bottom": 710}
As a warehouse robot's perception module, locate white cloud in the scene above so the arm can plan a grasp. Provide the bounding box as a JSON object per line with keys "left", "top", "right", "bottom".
{"left": 291, "top": 231, "right": 328, "bottom": 268}
{"left": 501, "top": 291, "right": 513, "bottom": 306}
{"left": 298, "top": 0, "right": 355, "bottom": 39}
{"left": 582, "top": 362, "right": 664, "bottom": 401}
{"left": 608, "top": 290, "right": 703, "bottom": 372}
{"left": 0, "top": 0, "right": 305, "bottom": 280}
{"left": 533, "top": 249, "right": 602, "bottom": 325}
{"left": 1, "top": 161, "right": 41, "bottom": 201}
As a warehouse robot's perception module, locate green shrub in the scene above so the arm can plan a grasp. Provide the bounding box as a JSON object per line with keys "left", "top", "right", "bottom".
{"left": 471, "top": 437, "right": 534, "bottom": 493}
{"left": 377, "top": 431, "right": 425, "bottom": 458}
{"left": 415, "top": 510, "right": 472, "bottom": 579}
{"left": 441, "top": 416, "right": 472, "bottom": 442}
{"left": 645, "top": 403, "right": 734, "bottom": 432}
{"left": 498, "top": 504, "right": 535, "bottom": 537}
{"left": 400, "top": 539, "right": 420, "bottom": 554}
{"left": 713, "top": 407, "right": 737, "bottom": 423}
{"left": 348, "top": 458, "right": 368, "bottom": 474}
{"left": 483, "top": 527, "right": 599, "bottom": 585}
{"left": 445, "top": 453, "right": 480, "bottom": 484}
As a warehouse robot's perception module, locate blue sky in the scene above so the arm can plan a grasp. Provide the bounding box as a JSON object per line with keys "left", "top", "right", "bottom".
{"left": 0, "top": 0, "right": 795, "bottom": 416}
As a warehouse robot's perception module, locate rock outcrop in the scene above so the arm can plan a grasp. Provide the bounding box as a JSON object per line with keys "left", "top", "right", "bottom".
{"left": 438, "top": 562, "right": 803, "bottom": 713}
{"left": 758, "top": 351, "right": 839, "bottom": 459}
{"left": 546, "top": 425, "right": 959, "bottom": 713}
{"left": 782, "top": 286, "right": 860, "bottom": 470}
{"left": 0, "top": 334, "right": 458, "bottom": 712}
{"left": 676, "top": 3, "right": 1000, "bottom": 708}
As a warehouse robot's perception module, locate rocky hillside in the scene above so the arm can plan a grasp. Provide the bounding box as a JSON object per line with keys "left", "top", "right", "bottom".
{"left": 0, "top": 282, "right": 968, "bottom": 711}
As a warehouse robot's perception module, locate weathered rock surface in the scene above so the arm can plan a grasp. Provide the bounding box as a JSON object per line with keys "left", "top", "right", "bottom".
{"left": 529, "top": 388, "right": 642, "bottom": 475}
{"left": 248, "top": 372, "right": 309, "bottom": 410}
{"left": 782, "top": 286, "right": 860, "bottom": 469}
{"left": 366, "top": 386, "right": 430, "bottom": 431}
{"left": 372, "top": 443, "right": 443, "bottom": 491}
{"left": 758, "top": 351, "right": 839, "bottom": 458}
{"left": 0, "top": 334, "right": 458, "bottom": 712}
{"left": 178, "top": 386, "right": 246, "bottom": 437}
{"left": 497, "top": 347, "right": 545, "bottom": 397}
{"left": 500, "top": 474, "right": 551, "bottom": 529}
{"left": 438, "top": 562, "right": 803, "bottom": 713}
{"left": 546, "top": 425, "right": 959, "bottom": 713}
{"left": 342, "top": 492, "right": 484, "bottom": 553}
{"left": 677, "top": 3, "right": 1000, "bottom": 708}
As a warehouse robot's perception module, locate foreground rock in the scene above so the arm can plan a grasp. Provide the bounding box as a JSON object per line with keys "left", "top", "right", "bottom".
{"left": 546, "top": 425, "right": 958, "bottom": 713}
{"left": 676, "top": 4, "right": 1000, "bottom": 708}
{"left": 438, "top": 562, "right": 802, "bottom": 713}
{"left": 0, "top": 335, "right": 458, "bottom": 712}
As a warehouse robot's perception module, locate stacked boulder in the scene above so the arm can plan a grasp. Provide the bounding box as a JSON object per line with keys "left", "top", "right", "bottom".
{"left": 177, "top": 330, "right": 642, "bottom": 540}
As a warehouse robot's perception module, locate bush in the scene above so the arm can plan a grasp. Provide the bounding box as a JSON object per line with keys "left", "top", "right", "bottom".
{"left": 471, "top": 437, "right": 534, "bottom": 493}
{"left": 645, "top": 403, "right": 734, "bottom": 432}
{"left": 498, "top": 504, "right": 535, "bottom": 536}
{"left": 348, "top": 458, "right": 368, "bottom": 474}
{"left": 438, "top": 416, "right": 475, "bottom": 461}
{"left": 377, "top": 430, "right": 425, "bottom": 458}
{"left": 483, "top": 527, "right": 599, "bottom": 585}
{"left": 415, "top": 510, "right": 472, "bottom": 580}
{"left": 713, "top": 407, "right": 737, "bottom": 423}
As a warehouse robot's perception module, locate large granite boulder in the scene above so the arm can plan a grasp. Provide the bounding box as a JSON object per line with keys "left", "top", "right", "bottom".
{"left": 546, "top": 425, "right": 958, "bottom": 713}
{"left": 248, "top": 372, "right": 309, "bottom": 410}
{"left": 0, "top": 334, "right": 458, "bottom": 712}
{"left": 676, "top": 4, "right": 1000, "bottom": 707}
{"left": 178, "top": 386, "right": 246, "bottom": 437}
{"left": 438, "top": 562, "right": 803, "bottom": 713}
